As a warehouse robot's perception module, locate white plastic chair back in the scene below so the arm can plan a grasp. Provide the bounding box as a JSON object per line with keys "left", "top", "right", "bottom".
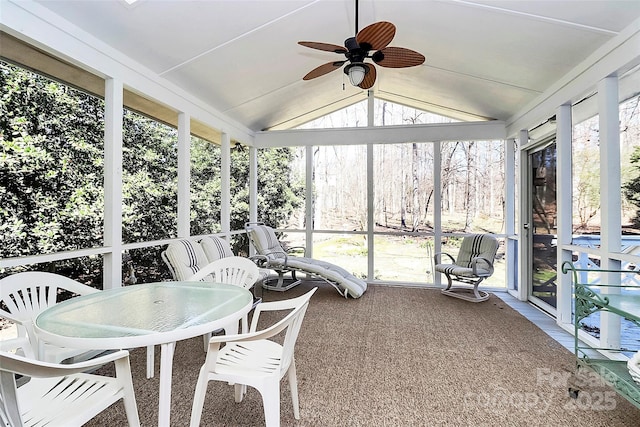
{"left": 187, "top": 256, "right": 259, "bottom": 287}
{"left": 0, "top": 349, "right": 140, "bottom": 426}
{"left": 0, "top": 271, "right": 99, "bottom": 362}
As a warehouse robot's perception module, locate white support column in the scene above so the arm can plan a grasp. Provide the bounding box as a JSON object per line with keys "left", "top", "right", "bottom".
{"left": 433, "top": 142, "right": 441, "bottom": 286}
{"left": 221, "top": 132, "right": 232, "bottom": 235}
{"left": 103, "top": 78, "right": 123, "bottom": 290}
{"left": 598, "top": 75, "right": 622, "bottom": 350}
{"left": 504, "top": 138, "right": 516, "bottom": 291}
{"left": 367, "top": 143, "right": 374, "bottom": 280}
{"left": 599, "top": 76, "right": 622, "bottom": 260}
{"left": 367, "top": 91, "right": 375, "bottom": 281}
{"left": 305, "top": 145, "right": 314, "bottom": 256}
{"left": 556, "top": 103, "right": 573, "bottom": 325}
{"left": 516, "top": 130, "right": 529, "bottom": 301}
{"left": 177, "top": 112, "right": 191, "bottom": 238}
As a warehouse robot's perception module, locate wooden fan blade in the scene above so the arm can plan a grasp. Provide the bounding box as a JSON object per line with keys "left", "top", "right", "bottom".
{"left": 303, "top": 61, "right": 345, "bottom": 80}
{"left": 373, "top": 47, "right": 425, "bottom": 68}
{"left": 358, "top": 64, "right": 377, "bottom": 89}
{"left": 356, "top": 21, "right": 395, "bottom": 51}
{"left": 299, "top": 41, "right": 348, "bottom": 54}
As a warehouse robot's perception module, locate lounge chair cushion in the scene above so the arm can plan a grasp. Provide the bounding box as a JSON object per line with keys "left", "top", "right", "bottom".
{"left": 248, "top": 225, "right": 287, "bottom": 261}
{"left": 282, "top": 257, "right": 367, "bottom": 298}
{"left": 163, "top": 239, "right": 209, "bottom": 281}
{"left": 200, "top": 236, "right": 235, "bottom": 261}
{"left": 435, "top": 234, "right": 496, "bottom": 277}
{"left": 436, "top": 265, "right": 491, "bottom": 278}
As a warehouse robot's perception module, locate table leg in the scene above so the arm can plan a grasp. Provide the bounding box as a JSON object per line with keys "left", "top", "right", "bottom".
{"left": 158, "top": 341, "right": 176, "bottom": 427}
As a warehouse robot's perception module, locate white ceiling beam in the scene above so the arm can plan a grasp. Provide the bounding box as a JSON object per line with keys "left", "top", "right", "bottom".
{"left": 254, "top": 120, "right": 506, "bottom": 148}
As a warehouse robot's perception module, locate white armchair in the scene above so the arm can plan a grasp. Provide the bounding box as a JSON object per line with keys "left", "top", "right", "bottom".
{"left": 0, "top": 349, "right": 140, "bottom": 426}
{"left": 190, "top": 287, "right": 317, "bottom": 427}
{"left": 0, "top": 271, "right": 100, "bottom": 363}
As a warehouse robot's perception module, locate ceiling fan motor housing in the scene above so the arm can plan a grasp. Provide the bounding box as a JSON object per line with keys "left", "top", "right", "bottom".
{"left": 344, "top": 37, "right": 368, "bottom": 63}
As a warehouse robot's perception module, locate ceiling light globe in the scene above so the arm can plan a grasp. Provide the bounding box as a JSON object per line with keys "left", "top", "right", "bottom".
{"left": 348, "top": 64, "right": 366, "bottom": 86}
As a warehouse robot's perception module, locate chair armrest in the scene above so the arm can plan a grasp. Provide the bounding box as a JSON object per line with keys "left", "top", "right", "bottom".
{"left": 262, "top": 249, "right": 288, "bottom": 259}
{"left": 433, "top": 252, "right": 455, "bottom": 264}
{"left": 6, "top": 349, "right": 131, "bottom": 377}
{"left": 471, "top": 257, "right": 495, "bottom": 277}
{"left": 0, "top": 337, "right": 35, "bottom": 359}
{"left": 249, "top": 255, "right": 270, "bottom": 268}
{"left": 0, "top": 310, "right": 23, "bottom": 325}
{"left": 285, "top": 246, "right": 307, "bottom": 257}
{"left": 187, "top": 262, "right": 218, "bottom": 282}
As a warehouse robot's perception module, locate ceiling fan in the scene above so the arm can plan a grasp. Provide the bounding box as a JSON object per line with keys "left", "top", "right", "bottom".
{"left": 298, "top": 0, "right": 425, "bottom": 89}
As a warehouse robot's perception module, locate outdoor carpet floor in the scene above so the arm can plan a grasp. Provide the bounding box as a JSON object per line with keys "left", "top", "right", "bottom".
{"left": 86, "top": 282, "right": 640, "bottom": 426}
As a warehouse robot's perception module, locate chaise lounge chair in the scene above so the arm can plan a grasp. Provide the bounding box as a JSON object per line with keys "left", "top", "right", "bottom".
{"left": 244, "top": 222, "right": 367, "bottom": 298}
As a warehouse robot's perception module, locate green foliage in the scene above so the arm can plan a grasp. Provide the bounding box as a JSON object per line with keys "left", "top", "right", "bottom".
{"left": 1, "top": 62, "right": 104, "bottom": 262}
{"left": 1, "top": 61, "right": 303, "bottom": 282}
{"left": 190, "top": 143, "right": 304, "bottom": 253}
{"left": 122, "top": 111, "right": 178, "bottom": 243}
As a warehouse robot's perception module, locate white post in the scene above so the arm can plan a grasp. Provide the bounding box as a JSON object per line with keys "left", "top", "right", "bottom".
{"left": 221, "top": 132, "right": 231, "bottom": 235}
{"left": 598, "top": 76, "right": 622, "bottom": 350}
{"left": 367, "top": 91, "right": 375, "bottom": 281}
{"left": 504, "top": 138, "right": 516, "bottom": 292}
{"left": 556, "top": 103, "right": 573, "bottom": 325}
{"left": 177, "top": 112, "right": 190, "bottom": 238}
{"left": 306, "top": 145, "right": 314, "bottom": 256}
{"left": 516, "top": 129, "right": 529, "bottom": 301}
{"left": 433, "top": 142, "right": 441, "bottom": 286}
{"left": 103, "top": 78, "right": 123, "bottom": 290}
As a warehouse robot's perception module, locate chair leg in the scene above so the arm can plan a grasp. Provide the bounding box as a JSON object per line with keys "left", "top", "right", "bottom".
{"left": 189, "top": 367, "right": 209, "bottom": 427}
{"left": 473, "top": 278, "right": 487, "bottom": 300}
{"left": 234, "top": 383, "right": 247, "bottom": 403}
{"left": 259, "top": 381, "right": 281, "bottom": 427}
{"left": 146, "top": 346, "right": 154, "bottom": 379}
{"left": 287, "top": 360, "right": 300, "bottom": 419}
{"left": 443, "top": 273, "right": 453, "bottom": 291}
{"left": 241, "top": 315, "right": 248, "bottom": 334}
{"left": 115, "top": 356, "right": 141, "bottom": 427}
{"left": 202, "top": 333, "right": 212, "bottom": 353}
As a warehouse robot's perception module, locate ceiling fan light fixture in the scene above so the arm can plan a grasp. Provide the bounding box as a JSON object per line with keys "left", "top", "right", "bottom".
{"left": 346, "top": 63, "right": 367, "bottom": 86}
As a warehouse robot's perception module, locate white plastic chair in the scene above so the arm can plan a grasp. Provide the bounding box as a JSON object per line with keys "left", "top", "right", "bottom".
{"left": 0, "top": 271, "right": 100, "bottom": 363}
{"left": 0, "top": 349, "right": 140, "bottom": 427}
{"left": 189, "top": 256, "right": 260, "bottom": 348}
{"left": 190, "top": 287, "right": 317, "bottom": 427}
{"left": 146, "top": 256, "right": 261, "bottom": 378}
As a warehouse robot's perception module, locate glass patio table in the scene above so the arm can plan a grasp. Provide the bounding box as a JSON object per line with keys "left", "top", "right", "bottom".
{"left": 35, "top": 281, "right": 253, "bottom": 427}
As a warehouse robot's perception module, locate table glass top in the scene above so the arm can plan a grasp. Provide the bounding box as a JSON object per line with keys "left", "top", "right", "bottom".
{"left": 36, "top": 282, "right": 252, "bottom": 340}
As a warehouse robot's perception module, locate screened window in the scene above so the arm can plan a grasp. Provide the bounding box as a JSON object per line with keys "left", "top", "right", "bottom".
{"left": 1, "top": 61, "right": 105, "bottom": 257}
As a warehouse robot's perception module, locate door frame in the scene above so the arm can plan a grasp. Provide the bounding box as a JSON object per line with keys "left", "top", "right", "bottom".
{"left": 524, "top": 137, "right": 558, "bottom": 316}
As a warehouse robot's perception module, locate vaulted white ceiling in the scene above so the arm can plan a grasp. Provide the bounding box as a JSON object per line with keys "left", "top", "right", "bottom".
{"left": 20, "top": 0, "right": 640, "bottom": 131}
